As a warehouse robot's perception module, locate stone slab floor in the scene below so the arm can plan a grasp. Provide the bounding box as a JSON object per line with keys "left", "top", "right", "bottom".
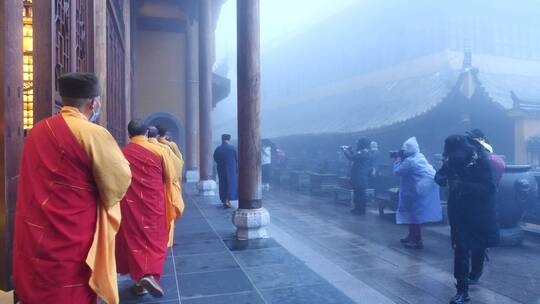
{"left": 119, "top": 185, "right": 540, "bottom": 304}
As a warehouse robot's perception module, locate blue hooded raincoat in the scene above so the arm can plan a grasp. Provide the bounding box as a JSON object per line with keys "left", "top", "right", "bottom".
{"left": 393, "top": 137, "right": 442, "bottom": 224}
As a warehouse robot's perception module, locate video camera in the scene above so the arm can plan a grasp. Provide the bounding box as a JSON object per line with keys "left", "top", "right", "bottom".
{"left": 389, "top": 149, "right": 405, "bottom": 159}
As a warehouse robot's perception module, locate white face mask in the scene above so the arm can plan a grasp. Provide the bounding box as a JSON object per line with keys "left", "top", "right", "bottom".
{"left": 90, "top": 97, "right": 101, "bottom": 123}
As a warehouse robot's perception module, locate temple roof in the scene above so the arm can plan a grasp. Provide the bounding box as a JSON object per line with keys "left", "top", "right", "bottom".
{"left": 214, "top": 51, "right": 540, "bottom": 139}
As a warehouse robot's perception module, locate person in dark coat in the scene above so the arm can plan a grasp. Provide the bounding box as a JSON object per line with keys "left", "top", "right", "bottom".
{"left": 465, "top": 129, "right": 506, "bottom": 285}
{"left": 435, "top": 135, "right": 499, "bottom": 304}
{"left": 342, "top": 137, "right": 373, "bottom": 215}
{"left": 213, "top": 134, "right": 238, "bottom": 208}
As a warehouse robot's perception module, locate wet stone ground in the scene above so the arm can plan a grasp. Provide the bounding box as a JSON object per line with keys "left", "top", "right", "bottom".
{"left": 119, "top": 185, "right": 540, "bottom": 304}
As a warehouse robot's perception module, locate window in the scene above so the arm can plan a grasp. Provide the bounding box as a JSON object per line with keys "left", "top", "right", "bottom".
{"left": 23, "top": 0, "right": 33, "bottom": 130}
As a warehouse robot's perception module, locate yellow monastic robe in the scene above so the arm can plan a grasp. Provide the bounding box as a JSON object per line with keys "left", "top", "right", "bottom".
{"left": 158, "top": 137, "right": 184, "bottom": 162}
{"left": 148, "top": 137, "right": 185, "bottom": 246}
{"left": 61, "top": 107, "right": 131, "bottom": 304}
{"left": 149, "top": 137, "right": 183, "bottom": 178}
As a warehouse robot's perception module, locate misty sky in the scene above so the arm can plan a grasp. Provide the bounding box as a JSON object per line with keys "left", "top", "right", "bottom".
{"left": 213, "top": 0, "right": 359, "bottom": 125}
{"left": 216, "top": 0, "right": 359, "bottom": 58}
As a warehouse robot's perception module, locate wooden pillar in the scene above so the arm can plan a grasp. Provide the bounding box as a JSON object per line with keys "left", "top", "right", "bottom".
{"left": 0, "top": 0, "right": 24, "bottom": 290}
{"left": 185, "top": 3, "right": 200, "bottom": 182}
{"left": 514, "top": 118, "right": 526, "bottom": 164}
{"left": 198, "top": 0, "right": 214, "bottom": 191}
{"left": 33, "top": 0, "right": 54, "bottom": 123}
{"left": 94, "top": 0, "right": 107, "bottom": 126}
{"left": 237, "top": 0, "right": 261, "bottom": 209}
{"left": 232, "top": 0, "right": 269, "bottom": 240}
{"left": 124, "top": 0, "right": 132, "bottom": 136}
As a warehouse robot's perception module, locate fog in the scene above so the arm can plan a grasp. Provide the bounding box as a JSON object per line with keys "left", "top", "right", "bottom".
{"left": 214, "top": 0, "right": 540, "bottom": 166}
{"left": 214, "top": 0, "right": 358, "bottom": 126}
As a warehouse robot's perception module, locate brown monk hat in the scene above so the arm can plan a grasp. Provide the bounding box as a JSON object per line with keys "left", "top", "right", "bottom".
{"left": 58, "top": 72, "right": 101, "bottom": 98}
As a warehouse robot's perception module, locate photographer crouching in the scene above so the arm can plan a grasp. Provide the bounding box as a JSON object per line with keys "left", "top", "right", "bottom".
{"left": 392, "top": 137, "right": 442, "bottom": 249}
{"left": 435, "top": 135, "right": 499, "bottom": 304}
{"left": 342, "top": 137, "right": 373, "bottom": 215}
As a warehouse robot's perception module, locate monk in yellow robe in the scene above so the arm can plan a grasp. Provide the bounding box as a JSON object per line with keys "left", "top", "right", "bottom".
{"left": 116, "top": 119, "right": 180, "bottom": 298}
{"left": 147, "top": 126, "right": 184, "bottom": 245}
{"left": 13, "top": 72, "right": 131, "bottom": 304}
{"left": 156, "top": 126, "right": 184, "bottom": 162}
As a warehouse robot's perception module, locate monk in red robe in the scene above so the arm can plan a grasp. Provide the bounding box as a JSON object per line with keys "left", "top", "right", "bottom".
{"left": 116, "top": 120, "right": 183, "bottom": 298}
{"left": 13, "top": 73, "right": 132, "bottom": 304}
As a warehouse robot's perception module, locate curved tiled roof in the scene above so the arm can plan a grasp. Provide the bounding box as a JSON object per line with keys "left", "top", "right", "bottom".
{"left": 214, "top": 52, "right": 540, "bottom": 139}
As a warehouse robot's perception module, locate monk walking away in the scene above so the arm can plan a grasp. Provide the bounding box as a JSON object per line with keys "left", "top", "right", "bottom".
{"left": 116, "top": 120, "right": 183, "bottom": 298}
{"left": 157, "top": 126, "right": 184, "bottom": 162}
{"left": 147, "top": 125, "right": 185, "bottom": 240}
{"left": 214, "top": 134, "right": 238, "bottom": 209}
{"left": 13, "top": 73, "right": 132, "bottom": 304}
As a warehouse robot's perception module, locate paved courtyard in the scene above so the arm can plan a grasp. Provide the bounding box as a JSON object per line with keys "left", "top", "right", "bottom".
{"left": 119, "top": 185, "right": 540, "bottom": 304}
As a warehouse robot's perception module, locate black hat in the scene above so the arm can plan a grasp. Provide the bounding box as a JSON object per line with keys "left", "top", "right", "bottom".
{"left": 356, "top": 137, "right": 371, "bottom": 150}
{"left": 58, "top": 72, "right": 101, "bottom": 98}
{"left": 147, "top": 126, "right": 158, "bottom": 138}
{"left": 444, "top": 134, "right": 475, "bottom": 156}
{"left": 466, "top": 129, "right": 487, "bottom": 141}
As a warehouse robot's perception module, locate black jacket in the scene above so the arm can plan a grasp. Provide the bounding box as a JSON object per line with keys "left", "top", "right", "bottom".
{"left": 435, "top": 154, "right": 499, "bottom": 249}
{"left": 345, "top": 149, "right": 373, "bottom": 189}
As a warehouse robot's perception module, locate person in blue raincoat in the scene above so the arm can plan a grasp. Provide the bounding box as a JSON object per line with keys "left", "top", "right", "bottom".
{"left": 393, "top": 137, "right": 442, "bottom": 249}
{"left": 213, "top": 134, "right": 238, "bottom": 208}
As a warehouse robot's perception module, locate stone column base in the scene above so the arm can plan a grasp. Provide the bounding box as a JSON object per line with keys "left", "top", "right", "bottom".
{"left": 186, "top": 170, "right": 200, "bottom": 183}
{"left": 232, "top": 208, "right": 270, "bottom": 240}
{"left": 198, "top": 179, "right": 217, "bottom": 196}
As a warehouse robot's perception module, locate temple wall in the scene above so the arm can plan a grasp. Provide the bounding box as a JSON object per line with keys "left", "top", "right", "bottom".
{"left": 135, "top": 30, "right": 187, "bottom": 124}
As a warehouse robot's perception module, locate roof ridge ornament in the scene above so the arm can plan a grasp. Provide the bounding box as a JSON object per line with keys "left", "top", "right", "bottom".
{"left": 462, "top": 46, "right": 472, "bottom": 70}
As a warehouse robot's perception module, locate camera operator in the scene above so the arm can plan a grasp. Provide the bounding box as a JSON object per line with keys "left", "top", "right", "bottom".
{"left": 342, "top": 137, "right": 373, "bottom": 215}
{"left": 392, "top": 137, "right": 442, "bottom": 249}
{"left": 435, "top": 135, "right": 499, "bottom": 304}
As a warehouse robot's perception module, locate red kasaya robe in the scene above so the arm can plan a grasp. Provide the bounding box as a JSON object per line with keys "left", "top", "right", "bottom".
{"left": 116, "top": 142, "right": 168, "bottom": 281}
{"left": 13, "top": 115, "right": 99, "bottom": 303}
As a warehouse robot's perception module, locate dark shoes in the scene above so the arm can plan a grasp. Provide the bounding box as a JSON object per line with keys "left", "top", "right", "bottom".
{"left": 132, "top": 283, "right": 148, "bottom": 296}
{"left": 223, "top": 200, "right": 232, "bottom": 209}
{"left": 403, "top": 240, "right": 424, "bottom": 249}
{"left": 468, "top": 276, "right": 480, "bottom": 286}
{"left": 139, "top": 275, "right": 164, "bottom": 298}
{"left": 449, "top": 292, "right": 470, "bottom": 304}
{"left": 400, "top": 236, "right": 411, "bottom": 244}
{"left": 350, "top": 209, "right": 365, "bottom": 215}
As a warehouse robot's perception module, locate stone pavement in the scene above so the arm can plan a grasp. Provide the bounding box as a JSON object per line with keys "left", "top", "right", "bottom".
{"left": 119, "top": 185, "right": 540, "bottom": 304}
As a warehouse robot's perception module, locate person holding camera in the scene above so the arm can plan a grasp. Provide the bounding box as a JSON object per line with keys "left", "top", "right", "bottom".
{"left": 435, "top": 135, "right": 499, "bottom": 304}
{"left": 342, "top": 137, "right": 373, "bottom": 215}
{"left": 392, "top": 137, "right": 442, "bottom": 249}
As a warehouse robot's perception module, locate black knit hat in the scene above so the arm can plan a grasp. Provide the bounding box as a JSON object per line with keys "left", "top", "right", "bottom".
{"left": 466, "top": 129, "right": 487, "bottom": 141}
{"left": 356, "top": 137, "right": 371, "bottom": 150}
{"left": 444, "top": 134, "right": 475, "bottom": 156}
{"left": 58, "top": 72, "right": 101, "bottom": 98}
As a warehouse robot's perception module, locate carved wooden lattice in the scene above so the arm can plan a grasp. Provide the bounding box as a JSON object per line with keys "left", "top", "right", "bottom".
{"left": 75, "top": 0, "right": 91, "bottom": 72}
{"left": 106, "top": 2, "right": 126, "bottom": 144}
{"left": 54, "top": 0, "right": 71, "bottom": 95}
